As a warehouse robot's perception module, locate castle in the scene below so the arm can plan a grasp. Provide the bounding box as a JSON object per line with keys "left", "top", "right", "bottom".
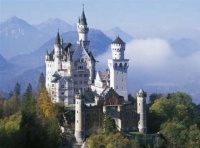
{"left": 45, "top": 9, "right": 147, "bottom": 143}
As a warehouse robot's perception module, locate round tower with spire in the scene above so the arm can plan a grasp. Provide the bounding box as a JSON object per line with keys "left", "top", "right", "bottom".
{"left": 137, "top": 89, "right": 147, "bottom": 133}
{"left": 75, "top": 90, "right": 85, "bottom": 143}
{"left": 77, "top": 6, "right": 90, "bottom": 49}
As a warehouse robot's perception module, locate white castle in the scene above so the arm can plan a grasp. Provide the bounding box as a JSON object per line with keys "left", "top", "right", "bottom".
{"left": 45, "top": 9, "right": 147, "bottom": 143}
{"left": 45, "top": 9, "right": 129, "bottom": 105}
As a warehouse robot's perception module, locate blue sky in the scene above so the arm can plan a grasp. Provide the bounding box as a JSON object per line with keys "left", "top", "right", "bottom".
{"left": 0, "top": 0, "right": 200, "bottom": 38}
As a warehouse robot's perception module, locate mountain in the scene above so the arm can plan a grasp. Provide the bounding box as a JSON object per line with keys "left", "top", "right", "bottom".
{"left": 10, "top": 29, "right": 112, "bottom": 68}
{"left": 36, "top": 18, "right": 74, "bottom": 37}
{"left": 0, "top": 16, "right": 50, "bottom": 58}
{"left": 171, "top": 38, "right": 200, "bottom": 56}
{"left": 0, "top": 29, "right": 111, "bottom": 95}
{"left": 0, "top": 54, "right": 12, "bottom": 70}
{"left": 104, "top": 27, "right": 133, "bottom": 43}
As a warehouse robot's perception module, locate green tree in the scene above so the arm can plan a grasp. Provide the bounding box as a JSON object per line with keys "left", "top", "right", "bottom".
{"left": 37, "top": 73, "right": 45, "bottom": 92}
{"left": 127, "top": 136, "right": 141, "bottom": 148}
{"left": 37, "top": 88, "right": 60, "bottom": 148}
{"left": 148, "top": 92, "right": 198, "bottom": 147}
{"left": 20, "top": 83, "right": 39, "bottom": 148}
{"left": 106, "top": 133, "right": 129, "bottom": 148}
{"left": 0, "top": 97, "right": 5, "bottom": 118}
{"left": 103, "top": 112, "right": 116, "bottom": 134}
{"left": 14, "top": 82, "right": 21, "bottom": 96}
{"left": 186, "top": 124, "right": 200, "bottom": 148}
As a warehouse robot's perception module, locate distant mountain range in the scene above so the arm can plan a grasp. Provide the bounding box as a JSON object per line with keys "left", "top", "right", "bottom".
{"left": 35, "top": 18, "right": 74, "bottom": 37}
{"left": 0, "top": 16, "right": 50, "bottom": 58}
{"left": 105, "top": 27, "right": 133, "bottom": 43}
{"left": 0, "top": 16, "right": 112, "bottom": 96}
{"left": 0, "top": 54, "right": 12, "bottom": 69}
{"left": 9, "top": 29, "right": 112, "bottom": 69}
{"left": 171, "top": 38, "right": 200, "bottom": 57}
{"left": 0, "top": 16, "right": 200, "bottom": 103}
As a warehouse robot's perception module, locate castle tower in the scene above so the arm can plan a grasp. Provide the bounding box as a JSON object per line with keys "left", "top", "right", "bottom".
{"left": 137, "top": 89, "right": 147, "bottom": 133}
{"left": 54, "top": 31, "right": 62, "bottom": 71}
{"left": 77, "top": 8, "right": 90, "bottom": 49}
{"left": 75, "top": 90, "right": 85, "bottom": 143}
{"left": 108, "top": 37, "right": 129, "bottom": 100}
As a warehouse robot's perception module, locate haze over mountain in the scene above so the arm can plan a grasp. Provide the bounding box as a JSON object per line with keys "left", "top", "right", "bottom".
{"left": 10, "top": 29, "right": 112, "bottom": 68}
{"left": 171, "top": 38, "right": 200, "bottom": 57}
{"left": 0, "top": 24, "right": 112, "bottom": 95}
{"left": 0, "top": 54, "right": 11, "bottom": 69}
{"left": 104, "top": 27, "right": 133, "bottom": 43}
{"left": 36, "top": 18, "right": 74, "bottom": 37}
{"left": 0, "top": 16, "right": 51, "bottom": 58}
{"left": 0, "top": 16, "right": 199, "bottom": 103}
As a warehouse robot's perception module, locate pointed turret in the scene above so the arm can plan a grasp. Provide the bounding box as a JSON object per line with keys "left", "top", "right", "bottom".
{"left": 80, "top": 9, "right": 87, "bottom": 25}
{"left": 111, "top": 36, "right": 126, "bottom": 60}
{"left": 55, "top": 31, "right": 61, "bottom": 45}
{"left": 112, "top": 36, "right": 125, "bottom": 44}
{"left": 77, "top": 7, "right": 90, "bottom": 49}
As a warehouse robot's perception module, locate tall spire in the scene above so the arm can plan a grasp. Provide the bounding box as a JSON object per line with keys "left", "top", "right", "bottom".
{"left": 80, "top": 4, "right": 87, "bottom": 25}
{"left": 55, "top": 29, "right": 61, "bottom": 44}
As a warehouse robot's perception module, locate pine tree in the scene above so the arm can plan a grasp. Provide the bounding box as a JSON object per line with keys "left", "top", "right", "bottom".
{"left": 14, "top": 82, "right": 21, "bottom": 96}
{"left": 20, "top": 83, "right": 39, "bottom": 148}
{"left": 103, "top": 112, "right": 116, "bottom": 134}
{"left": 37, "top": 73, "right": 45, "bottom": 92}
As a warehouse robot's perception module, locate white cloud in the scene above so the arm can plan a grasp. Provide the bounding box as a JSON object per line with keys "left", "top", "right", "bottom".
{"left": 95, "top": 38, "right": 200, "bottom": 103}
{"left": 126, "top": 38, "right": 174, "bottom": 69}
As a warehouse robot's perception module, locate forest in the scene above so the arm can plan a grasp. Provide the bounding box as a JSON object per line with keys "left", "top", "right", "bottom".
{"left": 0, "top": 73, "right": 200, "bottom": 148}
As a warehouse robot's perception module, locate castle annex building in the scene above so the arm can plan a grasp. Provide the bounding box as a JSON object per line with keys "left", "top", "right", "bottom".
{"left": 45, "top": 9, "right": 147, "bottom": 143}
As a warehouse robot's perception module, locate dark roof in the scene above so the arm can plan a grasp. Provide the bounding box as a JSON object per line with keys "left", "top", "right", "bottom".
{"left": 112, "top": 37, "right": 125, "bottom": 44}
{"left": 51, "top": 74, "right": 61, "bottom": 83}
{"left": 88, "top": 51, "right": 96, "bottom": 62}
{"left": 79, "top": 10, "right": 87, "bottom": 25}
{"left": 55, "top": 31, "right": 61, "bottom": 44}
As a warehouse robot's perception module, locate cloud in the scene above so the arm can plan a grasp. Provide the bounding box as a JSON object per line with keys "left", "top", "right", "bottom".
{"left": 95, "top": 38, "right": 200, "bottom": 103}
{"left": 126, "top": 38, "right": 174, "bottom": 69}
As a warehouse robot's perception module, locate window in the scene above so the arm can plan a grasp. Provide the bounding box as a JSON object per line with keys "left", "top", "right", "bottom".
{"left": 116, "top": 86, "right": 118, "bottom": 89}
{"left": 52, "top": 84, "right": 54, "bottom": 87}
{"left": 74, "top": 74, "right": 77, "bottom": 77}
{"left": 77, "top": 120, "right": 78, "bottom": 123}
{"left": 61, "top": 85, "right": 64, "bottom": 88}
{"left": 84, "top": 74, "right": 88, "bottom": 77}
{"left": 77, "top": 110, "right": 78, "bottom": 113}
{"left": 61, "top": 92, "right": 65, "bottom": 95}
{"left": 79, "top": 81, "right": 82, "bottom": 84}
{"left": 79, "top": 74, "right": 82, "bottom": 77}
